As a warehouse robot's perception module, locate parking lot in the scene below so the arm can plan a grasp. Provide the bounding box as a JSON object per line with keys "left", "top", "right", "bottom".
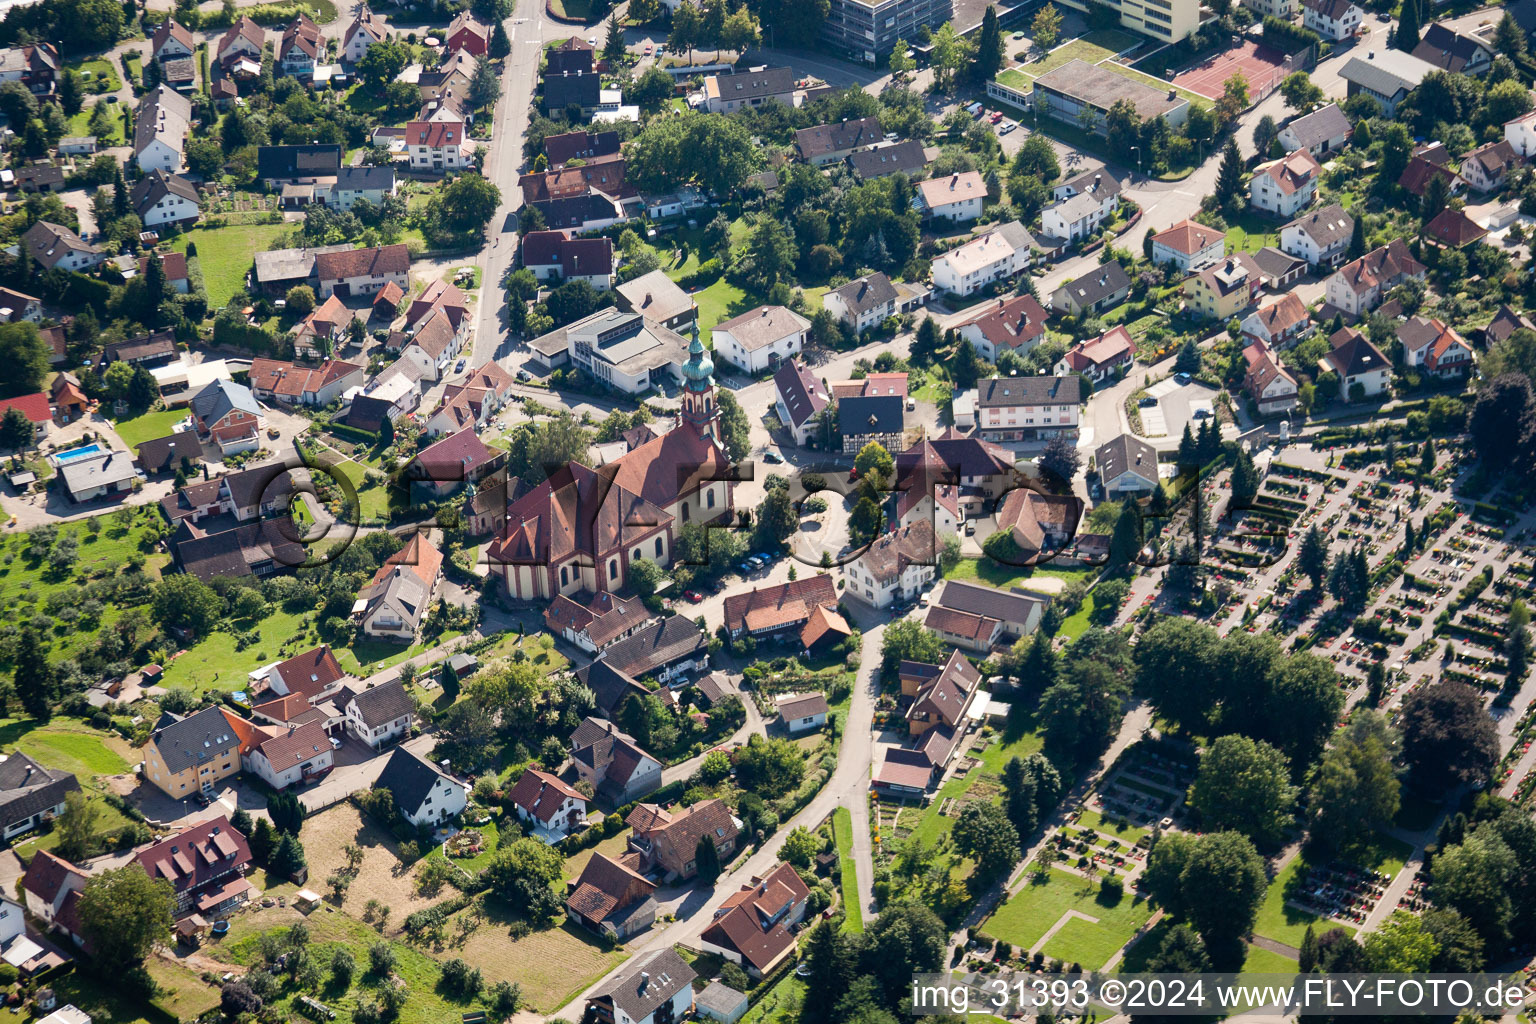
{"left": 1139, "top": 377, "right": 1218, "bottom": 440}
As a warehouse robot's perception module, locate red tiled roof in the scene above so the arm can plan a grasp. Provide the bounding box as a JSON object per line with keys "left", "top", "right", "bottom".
{"left": 0, "top": 392, "right": 51, "bottom": 423}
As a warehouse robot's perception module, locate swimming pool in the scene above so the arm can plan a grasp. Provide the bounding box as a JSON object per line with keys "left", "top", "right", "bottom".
{"left": 53, "top": 444, "right": 103, "bottom": 465}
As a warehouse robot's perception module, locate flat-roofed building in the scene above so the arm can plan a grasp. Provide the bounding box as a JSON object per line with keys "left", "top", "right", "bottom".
{"left": 1033, "top": 60, "right": 1190, "bottom": 132}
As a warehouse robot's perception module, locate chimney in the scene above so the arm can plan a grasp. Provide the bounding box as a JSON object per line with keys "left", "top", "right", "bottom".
{"left": 639, "top": 972, "right": 650, "bottom": 992}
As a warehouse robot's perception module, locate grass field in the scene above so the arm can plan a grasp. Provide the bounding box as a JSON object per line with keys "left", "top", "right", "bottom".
{"left": 441, "top": 903, "right": 628, "bottom": 1012}
{"left": 833, "top": 806, "right": 862, "bottom": 933}
{"left": 172, "top": 223, "right": 289, "bottom": 307}
{"left": 987, "top": 868, "right": 1154, "bottom": 967}
{"left": 52, "top": 956, "right": 220, "bottom": 1024}
{"left": 1225, "top": 210, "right": 1283, "bottom": 253}
{"left": 15, "top": 720, "right": 131, "bottom": 776}
{"left": 944, "top": 557, "right": 1093, "bottom": 591}
{"left": 1075, "top": 807, "right": 1150, "bottom": 845}
{"left": 68, "top": 58, "right": 122, "bottom": 93}
{"left": 742, "top": 974, "right": 806, "bottom": 1024}
{"left": 109, "top": 408, "right": 187, "bottom": 449}
{"left": 1254, "top": 857, "right": 1351, "bottom": 948}
{"left": 1025, "top": 30, "right": 1139, "bottom": 74}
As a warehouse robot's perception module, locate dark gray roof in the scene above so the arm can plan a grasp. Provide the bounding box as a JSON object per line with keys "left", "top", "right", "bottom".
{"left": 0, "top": 751, "right": 78, "bottom": 830}
{"left": 591, "top": 948, "right": 697, "bottom": 1023}
{"left": 135, "top": 431, "right": 201, "bottom": 473}
{"left": 1284, "top": 203, "right": 1354, "bottom": 248}
{"left": 1055, "top": 167, "right": 1123, "bottom": 202}
{"left": 344, "top": 678, "right": 413, "bottom": 729}
{"left": 936, "top": 579, "right": 1046, "bottom": 623}
{"left": 575, "top": 659, "right": 650, "bottom": 716}
{"left": 847, "top": 139, "right": 928, "bottom": 179}
{"left": 795, "top": 116, "right": 882, "bottom": 160}
{"left": 1096, "top": 433, "right": 1157, "bottom": 484}
{"left": 190, "top": 378, "right": 261, "bottom": 426}
{"left": 1412, "top": 23, "right": 1491, "bottom": 72}
{"left": 373, "top": 746, "right": 451, "bottom": 814}
{"left": 544, "top": 70, "right": 601, "bottom": 110}
{"left": 130, "top": 169, "right": 200, "bottom": 216}
{"left": 170, "top": 515, "right": 306, "bottom": 581}
{"left": 976, "top": 375, "right": 1079, "bottom": 408}
{"left": 772, "top": 360, "right": 829, "bottom": 428}
{"left": 151, "top": 706, "right": 239, "bottom": 774}
{"left": 1251, "top": 246, "right": 1309, "bottom": 282}
{"left": 1281, "top": 103, "right": 1351, "bottom": 151}
{"left": 257, "top": 144, "right": 342, "bottom": 180}
{"left": 1339, "top": 51, "right": 1436, "bottom": 98}
{"left": 710, "top": 66, "right": 796, "bottom": 103}
{"left": 599, "top": 615, "right": 707, "bottom": 680}
{"left": 1054, "top": 261, "right": 1131, "bottom": 308}
{"left": 336, "top": 165, "right": 396, "bottom": 191}
{"left": 829, "top": 272, "right": 899, "bottom": 316}
{"left": 838, "top": 394, "right": 904, "bottom": 437}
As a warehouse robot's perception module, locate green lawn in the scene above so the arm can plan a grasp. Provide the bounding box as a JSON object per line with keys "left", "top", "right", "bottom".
{"left": 943, "top": 556, "right": 1094, "bottom": 591}
{"left": 172, "top": 223, "right": 290, "bottom": 307}
{"left": 1225, "top": 210, "right": 1283, "bottom": 253}
{"left": 1075, "top": 807, "right": 1150, "bottom": 845}
{"left": 68, "top": 58, "right": 122, "bottom": 93}
{"left": 742, "top": 974, "right": 806, "bottom": 1024}
{"left": 66, "top": 103, "right": 124, "bottom": 146}
{"left": 1254, "top": 857, "right": 1353, "bottom": 948}
{"left": 110, "top": 407, "right": 188, "bottom": 449}
{"left": 1025, "top": 31, "right": 1131, "bottom": 74}
{"left": 987, "top": 868, "right": 1154, "bottom": 967}
{"left": 833, "top": 806, "right": 863, "bottom": 934}
{"left": 16, "top": 722, "right": 129, "bottom": 776}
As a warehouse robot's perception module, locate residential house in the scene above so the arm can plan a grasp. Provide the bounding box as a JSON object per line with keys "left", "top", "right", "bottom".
{"left": 142, "top": 706, "right": 247, "bottom": 799}
{"left": 626, "top": 797, "right": 740, "bottom": 880}
{"left": 1182, "top": 253, "right": 1264, "bottom": 321}
{"left": 405, "top": 120, "right": 474, "bottom": 174}
{"left": 189, "top": 378, "right": 264, "bottom": 453}
{"left": 216, "top": 16, "right": 264, "bottom": 72}
{"left": 244, "top": 722, "right": 333, "bottom": 790}
{"left": 843, "top": 519, "right": 937, "bottom": 608}
{"left": 1241, "top": 291, "right": 1312, "bottom": 348}
{"left": 955, "top": 294, "right": 1048, "bottom": 362}
{"left": 914, "top": 171, "right": 985, "bottom": 222}
{"left": 546, "top": 36, "right": 594, "bottom": 74}
{"left": 1281, "top": 203, "right": 1355, "bottom": 268}
{"left": 1096, "top": 433, "right": 1159, "bottom": 499}
{"left": 372, "top": 746, "right": 467, "bottom": 826}
{"left": 847, "top": 139, "right": 929, "bottom": 179}
{"left": 405, "top": 428, "right": 505, "bottom": 499}
{"left": 422, "top": 362, "right": 516, "bottom": 437}
{"left": 1151, "top": 218, "right": 1226, "bottom": 272}
{"left": 776, "top": 693, "right": 829, "bottom": 734}
{"left": 1399, "top": 151, "right": 1465, "bottom": 198}
{"left": 315, "top": 244, "right": 409, "bottom": 299}
{"left": 615, "top": 270, "right": 696, "bottom": 332}
{"left": 1398, "top": 315, "right": 1474, "bottom": 377}
{"left": 930, "top": 578, "right": 1046, "bottom": 647}
{"left": 1339, "top": 49, "right": 1437, "bottom": 116}
{"left": 566, "top": 852, "right": 657, "bottom": 940}
{"left": 823, "top": 272, "right": 900, "bottom": 334}
{"left": 278, "top": 15, "right": 323, "bottom": 76}
{"left": 22, "top": 221, "right": 102, "bottom": 272}
{"left": 542, "top": 70, "right": 603, "bottom": 116}
{"left": 338, "top": 676, "right": 415, "bottom": 749}
{"left": 151, "top": 18, "right": 195, "bottom": 62}
{"left": 975, "top": 375, "right": 1081, "bottom": 441}
{"left": 1055, "top": 326, "right": 1134, "bottom": 383}
{"left": 158, "top": 461, "right": 297, "bottom": 526}
{"left": 1243, "top": 339, "right": 1299, "bottom": 416}
{"left": 932, "top": 221, "right": 1038, "bottom": 298}
{"left": 585, "top": 949, "right": 696, "bottom": 1024}
{"left": 995, "top": 488, "right": 1081, "bottom": 560}
{"left": 1412, "top": 22, "right": 1494, "bottom": 75}
{"left": 699, "top": 862, "right": 809, "bottom": 977}
{"left": 1050, "top": 261, "right": 1132, "bottom": 316}
{"left": 0, "top": 42, "right": 57, "bottom": 95}
{"left": 139, "top": 251, "right": 191, "bottom": 293}
{"left": 1044, "top": 169, "right": 1122, "bottom": 241}
{"left": 723, "top": 576, "right": 838, "bottom": 641}
{"left": 1324, "top": 239, "right": 1426, "bottom": 317}
{"left": 545, "top": 591, "right": 657, "bottom": 654}
{"left": 1303, "top": 0, "right": 1364, "bottom": 39}
{"left": 521, "top": 230, "right": 616, "bottom": 288}
{"left": 134, "top": 86, "right": 191, "bottom": 174}
{"left": 794, "top": 116, "right": 883, "bottom": 165}
{"left": 1277, "top": 103, "right": 1352, "bottom": 157}
{"left": 1459, "top": 139, "right": 1520, "bottom": 193}
{"left": 249, "top": 644, "right": 346, "bottom": 702}
{"left": 772, "top": 359, "right": 830, "bottom": 446}
{"left": 1507, "top": 107, "right": 1536, "bottom": 158}
{"left": 21, "top": 851, "right": 87, "bottom": 947}
{"left": 49, "top": 373, "right": 86, "bottom": 422}
{"left": 0, "top": 753, "right": 77, "bottom": 840}
{"left": 1250, "top": 150, "right": 1321, "bottom": 218}
{"left": 712, "top": 305, "right": 811, "bottom": 374}
{"left": 0, "top": 286, "right": 39, "bottom": 322}
{"left": 1243, "top": 0, "right": 1296, "bottom": 19}
{"left": 445, "top": 10, "right": 491, "bottom": 54}
{"left": 1485, "top": 304, "right": 1535, "bottom": 345}
{"left": 58, "top": 451, "right": 137, "bottom": 504}
{"left": 508, "top": 768, "right": 588, "bottom": 840}
{"left": 352, "top": 533, "right": 442, "bottom": 641}
{"left": 702, "top": 67, "right": 799, "bottom": 113}
{"left": 1424, "top": 207, "right": 1489, "bottom": 249}
{"left": 831, "top": 372, "right": 907, "bottom": 402}
{"left": 134, "top": 816, "right": 253, "bottom": 917}
{"left": 544, "top": 129, "right": 621, "bottom": 166}
{"left": 1319, "top": 327, "right": 1392, "bottom": 399}
{"left": 325, "top": 165, "right": 397, "bottom": 213}
{"left": 596, "top": 615, "right": 710, "bottom": 686}
{"left": 904, "top": 649, "right": 981, "bottom": 739}
{"left": 341, "top": 6, "right": 390, "bottom": 63}
{"left": 257, "top": 144, "right": 343, "bottom": 187}
{"left": 0, "top": 393, "right": 49, "bottom": 441}
{"left": 293, "top": 294, "right": 357, "bottom": 360}
{"left": 569, "top": 717, "right": 663, "bottom": 803}
{"left": 247, "top": 358, "right": 364, "bottom": 407}
{"left": 838, "top": 393, "right": 904, "bottom": 454}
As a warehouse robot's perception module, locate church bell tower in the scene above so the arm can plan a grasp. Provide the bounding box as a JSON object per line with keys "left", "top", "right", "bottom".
{"left": 679, "top": 307, "right": 719, "bottom": 443}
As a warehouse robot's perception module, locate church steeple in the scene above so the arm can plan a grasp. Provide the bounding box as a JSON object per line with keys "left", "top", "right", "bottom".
{"left": 680, "top": 306, "right": 718, "bottom": 442}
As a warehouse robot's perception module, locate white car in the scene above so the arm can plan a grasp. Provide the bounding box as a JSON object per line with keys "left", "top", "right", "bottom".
{"left": 329, "top": 737, "right": 343, "bottom": 750}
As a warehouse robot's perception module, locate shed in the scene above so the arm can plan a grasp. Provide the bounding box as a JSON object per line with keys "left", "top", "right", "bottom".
{"left": 294, "top": 888, "right": 323, "bottom": 912}
{"left": 694, "top": 981, "right": 749, "bottom": 1024}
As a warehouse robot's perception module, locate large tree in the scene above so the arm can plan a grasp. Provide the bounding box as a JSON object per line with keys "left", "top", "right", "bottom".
{"left": 484, "top": 838, "right": 564, "bottom": 923}
{"left": 1186, "top": 735, "right": 1297, "bottom": 847}
{"left": 1176, "top": 831, "right": 1267, "bottom": 966}
{"left": 1469, "top": 373, "right": 1534, "bottom": 472}
{"left": 1309, "top": 710, "right": 1401, "bottom": 856}
{"left": 0, "top": 322, "right": 52, "bottom": 398}
{"left": 1134, "top": 616, "right": 1220, "bottom": 734}
{"left": 1041, "top": 658, "right": 1130, "bottom": 762}
{"left": 1398, "top": 680, "right": 1498, "bottom": 793}
{"left": 950, "top": 800, "right": 1020, "bottom": 881}
{"left": 971, "top": 5, "right": 1005, "bottom": 82}
{"left": 75, "top": 864, "right": 175, "bottom": 964}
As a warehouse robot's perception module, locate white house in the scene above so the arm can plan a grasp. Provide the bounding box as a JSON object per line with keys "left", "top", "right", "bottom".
{"left": 775, "top": 693, "right": 829, "bottom": 734}
{"left": 244, "top": 722, "right": 334, "bottom": 790}
{"left": 954, "top": 294, "right": 1048, "bottom": 362}
{"left": 374, "top": 747, "right": 468, "bottom": 827}
{"left": 1281, "top": 203, "right": 1354, "bottom": 268}
{"left": 1320, "top": 328, "right": 1392, "bottom": 400}
{"left": 339, "top": 679, "right": 414, "bottom": 750}
{"left": 772, "top": 359, "right": 830, "bottom": 447}
{"left": 1506, "top": 109, "right": 1536, "bottom": 159}
{"left": 711, "top": 305, "right": 811, "bottom": 375}
{"left": 914, "top": 172, "right": 985, "bottom": 222}
{"left": 1150, "top": 219, "right": 1225, "bottom": 272}
{"left": 314, "top": 244, "right": 410, "bottom": 299}
{"left": 1398, "top": 316, "right": 1474, "bottom": 377}
{"left": 1324, "top": 239, "right": 1426, "bottom": 317}
{"left": 823, "top": 272, "right": 899, "bottom": 334}
{"left": 405, "top": 120, "right": 474, "bottom": 174}
{"left": 843, "top": 519, "right": 938, "bottom": 609}
{"left": 932, "top": 221, "right": 1036, "bottom": 298}
{"left": 21, "top": 221, "right": 102, "bottom": 272}
{"left": 1302, "top": 0, "right": 1363, "bottom": 40}
{"left": 1244, "top": 340, "right": 1299, "bottom": 416}
{"left": 1250, "top": 150, "right": 1320, "bottom": 218}
{"left": 1043, "top": 169, "right": 1122, "bottom": 241}
{"left": 1240, "top": 292, "right": 1312, "bottom": 349}
{"left": 130, "top": 170, "right": 200, "bottom": 229}
{"left": 133, "top": 85, "right": 190, "bottom": 174}
{"left": 1096, "top": 433, "right": 1158, "bottom": 499}
{"left": 341, "top": 7, "right": 389, "bottom": 63}
{"left": 586, "top": 950, "right": 696, "bottom": 1024}
{"left": 508, "top": 767, "right": 588, "bottom": 840}
{"left": 1278, "top": 103, "right": 1352, "bottom": 158}
{"left": 975, "top": 375, "right": 1081, "bottom": 442}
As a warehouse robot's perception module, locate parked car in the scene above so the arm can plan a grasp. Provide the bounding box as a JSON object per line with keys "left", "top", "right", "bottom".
{"left": 1174, "top": 372, "right": 1192, "bottom": 384}
{"left": 454, "top": 359, "right": 466, "bottom": 373}
{"left": 684, "top": 590, "right": 703, "bottom": 603}
{"left": 1000, "top": 122, "right": 1017, "bottom": 134}
{"left": 1139, "top": 396, "right": 1157, "bottom": 407}
{"left": 763, "top": 450, "right": 783, "bottom": 464}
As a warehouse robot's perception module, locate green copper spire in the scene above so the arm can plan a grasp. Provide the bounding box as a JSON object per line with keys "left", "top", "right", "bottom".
{"left": 681, "top": 304, "right": 714, "bottom": 391}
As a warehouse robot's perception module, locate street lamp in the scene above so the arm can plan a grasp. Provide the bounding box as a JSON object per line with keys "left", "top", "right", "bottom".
{"left": 1130, "top": 144, "right": 1141, "bottom": 179}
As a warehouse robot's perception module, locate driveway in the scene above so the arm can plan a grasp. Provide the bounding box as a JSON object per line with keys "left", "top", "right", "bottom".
{"left": 299, "top": 732, "right": 439, "bottom": 812}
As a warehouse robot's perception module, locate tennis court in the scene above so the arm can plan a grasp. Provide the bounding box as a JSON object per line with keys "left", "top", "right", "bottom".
{"left": 1171, "top": 39, "right": 1292, "bottom": 101}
